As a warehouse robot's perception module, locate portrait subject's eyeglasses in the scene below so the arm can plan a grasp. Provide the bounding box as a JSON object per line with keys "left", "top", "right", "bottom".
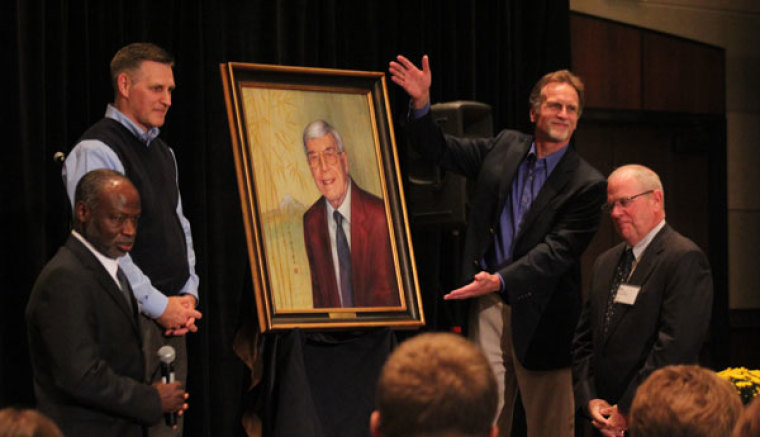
{"left": 307, "top": 148, "right": 342, "bottom": 168}
{"left": 601, "top": 190, "right": 654, "bottom": 213}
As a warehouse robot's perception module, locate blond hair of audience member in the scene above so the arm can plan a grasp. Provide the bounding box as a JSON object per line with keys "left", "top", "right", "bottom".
{"left": 371, "top": 333, "right": 498, "bottom": 437}
{"left": 0, "top": 408, "right": 63, "bottom": 437}
{"left": 629, "top": 365, "right": 742, "bottom": 437}
{"left": 734, "top": 396, "right": 760, "bottom": 437}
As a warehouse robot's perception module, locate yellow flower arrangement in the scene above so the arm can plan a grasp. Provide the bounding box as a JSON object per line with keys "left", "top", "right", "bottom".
{"left": 717, "top": 367, "right": 760, "bottom": 404}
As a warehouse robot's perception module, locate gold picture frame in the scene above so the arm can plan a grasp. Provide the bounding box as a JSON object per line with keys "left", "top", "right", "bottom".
{"left": 220, "top": 62, "right": 423, "bottom": 332}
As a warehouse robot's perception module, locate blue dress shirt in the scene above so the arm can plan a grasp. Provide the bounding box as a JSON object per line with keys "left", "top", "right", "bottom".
{"left": 411, "top": 102, "right": 568, "bottom": 291}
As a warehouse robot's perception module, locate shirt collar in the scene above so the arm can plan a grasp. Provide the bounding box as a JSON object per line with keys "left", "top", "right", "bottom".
{"left": 326, "top": 181, "right": 352, "bottom": 224}
{"left": 71, "top": 230, "right": 120, "bottom": 281}
{"left": 529, "top": 142, "right": 569, "bottom": 174}
{"left": 631, "top": 219, "right": 667, "bottom": 260}
{"left": 105, "top": 104, "right": 161, "bottom": 146}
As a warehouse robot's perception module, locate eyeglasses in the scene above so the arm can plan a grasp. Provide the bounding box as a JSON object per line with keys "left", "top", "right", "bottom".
{"left": 602, "top": 190, "right": 654, "bottom": 213}
{"left": 307, "top": 148, "right": 342, "bottom": 168}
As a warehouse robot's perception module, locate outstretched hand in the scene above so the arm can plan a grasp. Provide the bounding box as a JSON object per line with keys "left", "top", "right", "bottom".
{"left": 388, "top": 55, "right": 432, "bottom": 109}
{"left": 443, "top": 271, "right": 501, "bottom": 300}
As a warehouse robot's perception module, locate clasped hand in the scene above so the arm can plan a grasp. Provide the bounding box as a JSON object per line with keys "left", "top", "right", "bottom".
{"left": 157, "top": 294, "right": 202, "bottom": 336}
{"left": 588, "top": 399, "right": 628, "bottom": 437}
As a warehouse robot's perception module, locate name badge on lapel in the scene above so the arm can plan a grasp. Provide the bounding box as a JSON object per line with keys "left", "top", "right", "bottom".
{"left": 615, "top": 284, "right": 641, "bottom": 305}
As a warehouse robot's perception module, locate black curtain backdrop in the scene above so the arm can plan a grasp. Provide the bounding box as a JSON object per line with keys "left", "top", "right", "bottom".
{"left": 2, "top": 1, "right": 570, "bottom": 435}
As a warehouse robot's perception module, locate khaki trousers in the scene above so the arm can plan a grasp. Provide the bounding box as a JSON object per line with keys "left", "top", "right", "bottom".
{"left": 470, "top": 293, "right": 574, "bottom": 437}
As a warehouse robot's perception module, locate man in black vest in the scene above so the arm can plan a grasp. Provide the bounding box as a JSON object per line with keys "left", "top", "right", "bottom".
{"left": 62, "top": 43, "right": 201, "bottom": 437}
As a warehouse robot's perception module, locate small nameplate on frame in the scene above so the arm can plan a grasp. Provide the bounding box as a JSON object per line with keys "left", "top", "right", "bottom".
{"left": 329, "top": 312, "right": 357, "bottom": 319}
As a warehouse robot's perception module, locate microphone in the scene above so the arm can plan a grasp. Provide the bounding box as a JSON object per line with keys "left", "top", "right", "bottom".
{"left": 157, "top": 345, "right": 177, "bottom": 427}
{"left": 53, "top": 151, "right": 65, "bottom": 163}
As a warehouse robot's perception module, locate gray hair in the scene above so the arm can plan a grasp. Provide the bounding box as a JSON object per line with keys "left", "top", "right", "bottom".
{"left": 609, "top": 164, "right": 664, "bottom": 194}
{"left": 302, "top": 119, "right": 345, "bottom": 155}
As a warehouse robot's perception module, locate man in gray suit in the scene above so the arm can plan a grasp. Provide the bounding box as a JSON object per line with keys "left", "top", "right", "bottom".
{"left": 572, "top": 164, "right": 713, "bottom": 437}
{"left": 26, "top": 169, "right": 187, "bottom": 437}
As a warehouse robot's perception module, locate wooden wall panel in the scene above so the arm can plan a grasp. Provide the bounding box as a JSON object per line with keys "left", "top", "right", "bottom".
{"left": 572, "top": 124, "right": 616, "bottom": 299}
{"left": 643, "top": 32, "right": 725, "bottom": 114}
{"left": 570, "top": 14, "right": 642, "bottom": 110}
{"left": 570, "top": 12, "right": 728, "bottom": 371}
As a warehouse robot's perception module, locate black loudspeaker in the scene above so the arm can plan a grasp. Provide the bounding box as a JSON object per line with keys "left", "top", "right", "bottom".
{"left": 406, "top": 101, "right": 493, "bottom": 227}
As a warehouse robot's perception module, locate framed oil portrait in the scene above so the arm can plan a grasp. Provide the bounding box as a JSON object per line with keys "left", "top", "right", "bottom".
{"left": 220, "top": 62, "right": 424, "bottom": 332}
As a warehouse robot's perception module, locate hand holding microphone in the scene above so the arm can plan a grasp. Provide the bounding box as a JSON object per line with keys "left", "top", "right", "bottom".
{"left": 154, "top": 346, "right": 187, "bottom": 428}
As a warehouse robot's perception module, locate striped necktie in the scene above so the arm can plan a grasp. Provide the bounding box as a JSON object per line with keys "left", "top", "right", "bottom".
{"left": 334, "top": 211, "right": 353, "bottom": 307}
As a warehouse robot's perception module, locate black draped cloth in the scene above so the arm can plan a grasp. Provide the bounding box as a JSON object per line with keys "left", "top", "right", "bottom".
{"left": 254, "top": 329, "right": 395, "bottom": 437}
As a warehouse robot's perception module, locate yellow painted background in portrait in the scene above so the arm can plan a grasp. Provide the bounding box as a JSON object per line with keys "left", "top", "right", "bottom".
{"left": 241, "top": 86, "right": 384, "bottom": 310}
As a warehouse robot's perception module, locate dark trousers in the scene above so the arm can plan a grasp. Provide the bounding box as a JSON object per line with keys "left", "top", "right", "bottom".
{"left": 141, "top": 315, "right": 188, "bottom": 437}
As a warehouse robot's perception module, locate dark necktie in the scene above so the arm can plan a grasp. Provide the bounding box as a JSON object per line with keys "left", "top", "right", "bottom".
{"left": 334, "top": 211, "right": 353, "bottom": 307}
{"left": 603, "top": 248, "right": 634, "bottom": 336}
{"left": 116, "top": 267, "right": 135, "bottom": 314}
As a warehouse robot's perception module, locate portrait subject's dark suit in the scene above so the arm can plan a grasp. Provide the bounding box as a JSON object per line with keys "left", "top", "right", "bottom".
{"left": 26, "top": 235, "right": 162, "bottom": 437}
{"left": 572, "top": 224, "right": 713, "bottom": 413}
{"left": 303, "top": 181, "right": 400, "bottom": 308}
{"left": 406, "top": 112, "right": 606, "bottom": 369}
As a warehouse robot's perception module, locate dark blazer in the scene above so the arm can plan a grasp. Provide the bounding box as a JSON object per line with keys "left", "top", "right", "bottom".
{"left": 406, "top": 112, "right": 606, "bottom": 370}
{"left": 572, "top": 224, "right": 713, "bottom": 413}
{"left": 303, "top": 181, "right": 401, "bottom": 308}
{"left": 26, "top": 235, "right": 162, "bottom": 437}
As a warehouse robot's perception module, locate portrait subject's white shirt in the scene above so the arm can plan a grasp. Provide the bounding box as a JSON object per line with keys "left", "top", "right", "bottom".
{"left": 326, "top": 182, "right": 352, "bottom": 306}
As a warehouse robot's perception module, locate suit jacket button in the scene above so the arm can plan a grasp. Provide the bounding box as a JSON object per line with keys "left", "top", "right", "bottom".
{"left": 489, "top": 227, "right": 495, "bottom": 235}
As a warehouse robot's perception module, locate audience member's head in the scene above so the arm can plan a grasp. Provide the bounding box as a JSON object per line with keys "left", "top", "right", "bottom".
{"left": 371, "top": 332, "right": 498, "bottom": 437}
{"left": 734, "top": 396, "right": 760, "bottom": 437}
{"left": 629, "top": 364, "right": 743, "bottom": 437}
{"left": 0, "top": 408, "right": 64, "bottom": 437}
